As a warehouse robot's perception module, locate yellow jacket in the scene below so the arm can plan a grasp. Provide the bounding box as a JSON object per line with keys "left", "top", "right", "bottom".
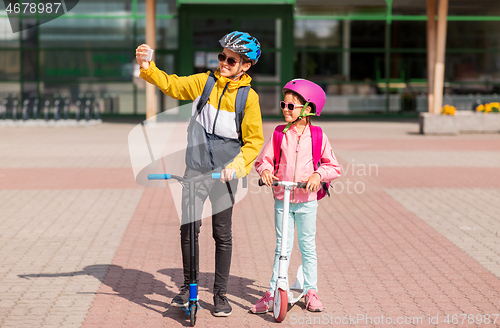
{"left": 140, "top": 61, "right": 264, "bottom": 177}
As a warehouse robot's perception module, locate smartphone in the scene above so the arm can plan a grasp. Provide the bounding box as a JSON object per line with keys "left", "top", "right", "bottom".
{"left": 144, "top": 48, "right": 154, "bottom": 62}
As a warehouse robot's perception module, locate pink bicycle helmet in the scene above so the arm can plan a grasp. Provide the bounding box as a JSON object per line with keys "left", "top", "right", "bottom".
{"left": 282, "top": 79, "right": 326, "bottom": 116}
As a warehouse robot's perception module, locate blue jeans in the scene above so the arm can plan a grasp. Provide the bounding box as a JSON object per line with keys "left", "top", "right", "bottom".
{"left": 270, "top": 199, "right": 318, "bottom": 294}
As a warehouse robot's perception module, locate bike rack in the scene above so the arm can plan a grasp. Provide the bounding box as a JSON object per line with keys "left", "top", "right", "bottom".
{"left": 0, "top": 93, "right": 103, "bottom": 127}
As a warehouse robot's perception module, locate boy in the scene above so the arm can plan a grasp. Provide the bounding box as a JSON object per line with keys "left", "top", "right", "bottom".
{"left": 135, "top": 31, "right": 264, "bottom": 316}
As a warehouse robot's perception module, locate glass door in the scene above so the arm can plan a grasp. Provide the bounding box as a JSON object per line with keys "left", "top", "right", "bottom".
{"left": 178, "top": 4, "right": 293, "bottom": 116}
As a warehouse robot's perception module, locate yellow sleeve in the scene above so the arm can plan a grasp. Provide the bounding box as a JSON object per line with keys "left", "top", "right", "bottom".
{"left": 225, "top": 89, "right": 264, "bottom": 177}
{"left": 139, "top": 61, "right": 207, "bottom": 101}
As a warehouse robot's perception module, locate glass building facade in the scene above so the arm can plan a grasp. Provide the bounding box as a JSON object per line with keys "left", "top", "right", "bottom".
{"left": 1, "top": 0, "right": 500, "bottom": 117}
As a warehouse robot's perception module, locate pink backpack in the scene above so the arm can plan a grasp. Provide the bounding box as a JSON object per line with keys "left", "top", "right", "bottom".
{"left": 272, "top": 124, "right": 331, "bottom": 200}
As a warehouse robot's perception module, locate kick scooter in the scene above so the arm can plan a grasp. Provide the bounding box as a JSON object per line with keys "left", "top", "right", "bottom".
{"left": 148, "top": 172, "right": 234, "bottom": 327}
{"left": 259, "top": 179, "right": 307, "bottom": 322}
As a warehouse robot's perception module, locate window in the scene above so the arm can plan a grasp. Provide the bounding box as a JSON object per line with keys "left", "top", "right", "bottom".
{"left": 295, "top": 19, "right": 340, "bottom": 48}
{"left": 40, "top": 18, "right": 134, "bottom": 49}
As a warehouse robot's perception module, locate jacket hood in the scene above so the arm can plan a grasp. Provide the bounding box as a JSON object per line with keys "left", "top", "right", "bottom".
{"left": 213, "top": 69, "right": 252, "bottom": 92}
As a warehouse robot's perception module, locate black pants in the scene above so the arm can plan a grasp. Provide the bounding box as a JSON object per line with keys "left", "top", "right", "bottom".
{"left": 180, "top": 167, "right": 237, "bottom": 295}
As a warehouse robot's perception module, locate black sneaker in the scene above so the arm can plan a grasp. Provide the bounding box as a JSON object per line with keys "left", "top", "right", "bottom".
{"left": 171, "top": 285, "right": 190, "bottom": 308}
{"left": 213, "top": 292, "right": 232, "bottom": 317}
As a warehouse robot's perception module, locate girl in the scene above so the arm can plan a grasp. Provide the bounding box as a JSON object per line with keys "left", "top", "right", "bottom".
{"left": 253, "top": 79, "right": 341, "bottom": 313}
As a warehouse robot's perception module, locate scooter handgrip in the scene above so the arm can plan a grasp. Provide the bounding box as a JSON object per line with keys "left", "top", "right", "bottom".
{"left": 296, "top": 182, "right": 308, "bottom": 189}
{"left": 212, "top": 172, "right": 236, "bottom": 179}
{"left": 148, "top": 174, "right": 171, "bottom": 180}
{"left": 259, "top": 179, "right": 279, "bottom": 187}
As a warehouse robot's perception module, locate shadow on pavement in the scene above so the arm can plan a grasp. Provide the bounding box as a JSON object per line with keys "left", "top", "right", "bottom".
{"left": 156, "top": 268, "right": 274, "bottom": 322}
{"left": 18, "top": 264, "right": 273, "bottom": 325}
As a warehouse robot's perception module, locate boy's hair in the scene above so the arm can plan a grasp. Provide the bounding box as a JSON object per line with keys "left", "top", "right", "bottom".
{"left": 242, "top": 57, "right": 252, "bottom": 65}
{"left": 283, "top": 90, "right": 314, "bottom": 124}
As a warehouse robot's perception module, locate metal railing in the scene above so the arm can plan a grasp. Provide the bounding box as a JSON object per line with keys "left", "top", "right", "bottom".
{"left": 322, "top": 94, "right": 402, "bottom": 114}
{"left": 416, "top": 94, "right": 500, "bottom": 112}
{"left": 0, "top": 93, "right": 103, "bottom": 126}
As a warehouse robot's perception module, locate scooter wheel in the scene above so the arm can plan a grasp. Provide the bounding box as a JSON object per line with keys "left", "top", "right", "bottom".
{"left": 273, "top": 288, "right": 288, "bottom": 322}
{"left": 189, "top": 303, "right": 197, "bottom": 326}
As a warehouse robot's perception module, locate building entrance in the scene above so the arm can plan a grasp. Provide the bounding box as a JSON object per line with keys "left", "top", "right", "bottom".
{"left": 178, "top": 3, "right": 293, "bottom": 116}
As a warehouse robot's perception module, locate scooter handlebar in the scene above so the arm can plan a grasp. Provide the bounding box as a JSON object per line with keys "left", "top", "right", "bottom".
{"left": 258, "top": 179, "right": 307, "bottom": 189}
{"left": 148, "top": 173, "right": 235, "bottom": 181}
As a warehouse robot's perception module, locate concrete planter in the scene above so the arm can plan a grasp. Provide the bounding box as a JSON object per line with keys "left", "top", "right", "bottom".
{"left": 419, "top": 112, "right": 458, "bottom": 135}
{"left": 482, "top": 112, "right": 500, "bottom": 133}
{"left": 455, "top": 112, "right": 483, "bottom": 133}
{"left": 419, "top": 112, "right": 500, "bottom": 135}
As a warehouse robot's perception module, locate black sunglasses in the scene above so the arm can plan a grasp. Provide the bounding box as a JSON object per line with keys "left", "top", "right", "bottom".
{"left": 218, "top": 53, "right": 239, "bottom": 67}
{"left": 280, "top": 101, "right": 304, "bottom": 111}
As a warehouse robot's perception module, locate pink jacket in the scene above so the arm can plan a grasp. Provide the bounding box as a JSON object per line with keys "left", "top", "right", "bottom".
{"left": 255, "top": 124, "right": 341, "bottom": 203}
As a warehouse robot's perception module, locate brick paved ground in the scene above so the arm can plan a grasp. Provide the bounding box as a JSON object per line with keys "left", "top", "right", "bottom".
{"left": 1, "top": 121, "right": 499, "bottom": 328}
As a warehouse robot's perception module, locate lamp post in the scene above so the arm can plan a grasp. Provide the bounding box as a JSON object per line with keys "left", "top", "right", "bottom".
{"left": 427, "top": 0, "right": 436, "bottom": 114}
{"left": 433, "top": 0, "right": 448, "bottom": 114}
{"left": 145, "top": 0, "right": 157, "bottom": 121}
{"left": 385, "top": 0, "right": 393, "bottom": 114}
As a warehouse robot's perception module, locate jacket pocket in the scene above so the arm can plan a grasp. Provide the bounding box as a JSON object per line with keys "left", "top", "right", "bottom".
{"left": 185, "top": 117, "right": 212, "bottom": 173}
{"left": 207, "top": 133, "right": 241, "bottom": 170}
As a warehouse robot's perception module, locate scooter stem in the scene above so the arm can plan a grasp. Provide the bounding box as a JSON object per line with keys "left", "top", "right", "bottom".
{"left": 278, "top": 186, "right": 292, "bottom": 280}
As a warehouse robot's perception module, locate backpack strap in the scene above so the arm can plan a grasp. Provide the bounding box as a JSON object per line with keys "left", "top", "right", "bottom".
{"left": 195, "top": 73, "right": 250, "bottom": 185}
{"left": 272, "top": 124, "right": 287, "bottom": 175}
{"left": 310, "top": 125, "right": 330, "bottom": 198}
{"left": 272, "top": 124, "right": 330, "bottom": 198}
{"left": 234, "top": 85, "right": 250, "bottom": 143}
{"left": 196, "top": 72, "right": 217, "bottom": 115}
{"left": 235, "top": 85, "right": 250, "bottom": 187}
{"left": 198, "top": 72, "right": 249, "bottom": 142}
{"left": 310, "top": 125, "right": 323, "bottom": 171}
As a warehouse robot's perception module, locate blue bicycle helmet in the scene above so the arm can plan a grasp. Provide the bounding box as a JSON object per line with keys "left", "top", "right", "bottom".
{"left": 219, "top": 31, "right": 261, "bottom": 65}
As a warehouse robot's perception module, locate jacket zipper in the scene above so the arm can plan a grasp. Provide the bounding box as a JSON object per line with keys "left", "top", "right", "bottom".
{"left": 212, "top": 82, "right": 230, "bottom": 133}
{"left": 206, "top": 81, "right": 229, "bottom": 169}
{"left": 291, "top": 135, "right": 301, "bottom": 202}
